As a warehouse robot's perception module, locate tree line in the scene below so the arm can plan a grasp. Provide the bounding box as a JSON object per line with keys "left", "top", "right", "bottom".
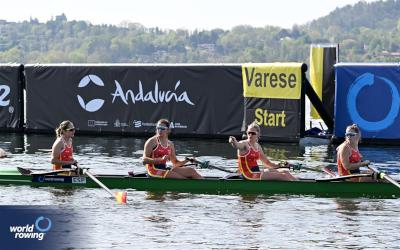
{"left": 0, "top": 0, "right": 399, "bottom": 64}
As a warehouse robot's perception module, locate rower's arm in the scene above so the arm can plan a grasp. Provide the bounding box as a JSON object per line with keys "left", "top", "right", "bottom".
{"left": 258, "top": 145, "right": 279, "bottom": 169}
{"left": 228, "top": 136, "right": 246, "bottom": 151}
{"left": 142, "top": 139, "right": 166, "bottom": 165}
{"left": 169, "top": 143, "right": 189, "bottom": 168}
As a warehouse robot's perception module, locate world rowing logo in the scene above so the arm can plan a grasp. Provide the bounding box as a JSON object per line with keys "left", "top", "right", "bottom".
{"left": 347, "top": 73, "right": 400, "bottom": 131}
{"left": 35, "top": 216, "right": 52, "bottom": 232}
{"left": 9, "top": 216, "right": 52, "bottom": 241}
{"left": 77, "top": 75, "right": 105, "bottom": 112}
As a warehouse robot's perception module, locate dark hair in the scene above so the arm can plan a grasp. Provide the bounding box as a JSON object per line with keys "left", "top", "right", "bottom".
{"left": 157, "top": 119, "right": 170, "bottom": 128}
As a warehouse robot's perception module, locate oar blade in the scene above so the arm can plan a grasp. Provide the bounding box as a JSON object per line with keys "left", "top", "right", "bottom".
{"left": 115, "top": 191, "right": 127, "bottom": 204}
{"left": 84, "top": 169, "right": 128, "bottom": 204}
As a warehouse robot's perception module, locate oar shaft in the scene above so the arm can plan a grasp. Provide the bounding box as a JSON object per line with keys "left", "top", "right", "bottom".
{"left": 192, "top": 159, "right": 235, "bottom": 173}
{"left": 382, "top": 175, "right": 400, "bottom": 189}
{"left": 316, "top": 173, "right": 373, "bottom": 182}
{"left": 277, "top": 163, "right": 329, "bottom": 174}
{"left": 368, "top": 166, "right": 400, "bottom": 190}
{"left": 83, "top": 170, "right": 115, "bottom": 198}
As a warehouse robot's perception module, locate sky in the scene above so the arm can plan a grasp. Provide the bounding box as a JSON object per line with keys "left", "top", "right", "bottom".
{"left": 0, "top": 0, "right": 379, "bottom": 30}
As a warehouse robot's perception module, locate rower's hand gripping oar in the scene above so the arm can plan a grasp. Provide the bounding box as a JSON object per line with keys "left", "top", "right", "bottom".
{"left": 185, "top": 157, "right": 236, "bottom": 174}
{"left": 367, "top": 166, "right": 400, "bottom": 189}
{"left": 82, "top": 169, "right": 127, "bottom": 204}
{"left": 278, "top": 161, "right": 335, "bottom": 176}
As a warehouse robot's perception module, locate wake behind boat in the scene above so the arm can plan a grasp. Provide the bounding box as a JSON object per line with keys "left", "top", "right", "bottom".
{"left": 0, "top": 167, "right": 399, "bottom": 199}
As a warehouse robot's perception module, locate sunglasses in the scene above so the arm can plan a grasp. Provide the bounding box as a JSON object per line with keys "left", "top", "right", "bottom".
{"left": 65, "top": 128, "right": 75, "bottom": 131}
{"left": 247, "top": 131, "right": 257, "bottom": 136}
{"left": 345, "top": 132, "right": 358, "bottom": 137}
{"left": 156, "top": 125, "right": 168, "bottom": 131}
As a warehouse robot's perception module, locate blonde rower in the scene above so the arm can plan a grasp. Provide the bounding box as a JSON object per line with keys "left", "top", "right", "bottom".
{"left": 51, "top": 120, "right": 78, "bottom": 171}
{"left": 228, "top": 122, "right": 297, "bottom": 181}
{"left": 142, "top": 119, "right": 203, "bottom": 179}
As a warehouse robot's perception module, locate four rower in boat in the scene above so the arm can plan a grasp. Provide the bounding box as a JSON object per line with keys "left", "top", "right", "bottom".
{"left": 336, "top": 124, "right": 374, "bottom": 182}
{"left": 228, "top": 122, "right": 297, "bottom": 181}
{"left": 51, "top": 120, "right": 78, "bottom": 175}
{"left": 142, "top": 119, "right": 203, "bottom": 179}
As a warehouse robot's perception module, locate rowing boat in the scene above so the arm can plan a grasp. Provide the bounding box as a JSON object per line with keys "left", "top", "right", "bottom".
{"left": 0, "top": 168, "right": 399, "bottom": 198}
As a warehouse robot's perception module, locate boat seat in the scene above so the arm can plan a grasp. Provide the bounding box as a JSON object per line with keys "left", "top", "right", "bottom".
{"left": 221, "top": 173, "right": 242, "bottom": 180}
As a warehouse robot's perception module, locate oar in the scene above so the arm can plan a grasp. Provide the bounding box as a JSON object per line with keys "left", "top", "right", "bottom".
{"left": 186, "top": 158, "right": 236, "bottom": 173}
{"left": 367, "top": 166, "right": 400, "bottom": 189}
{"left": 316, "top": 173, "right": 374, "bottom": 182}
{"left": 321, "top": 166, "right": 337, "bottom": 177}
{"left": 278, "top": 162, "right": 336, "bottom": 176}
{"left": 82, "top": 169, "right": 127, "bottom": 204}
{"left": 17, "top": 167, "right": 74, "bottom": 176}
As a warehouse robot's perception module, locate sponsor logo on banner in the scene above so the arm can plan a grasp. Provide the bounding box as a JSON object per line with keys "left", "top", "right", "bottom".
{"left": 77, "top": 75, "right": 105, "bottom": 112}
{"left": 133, "top": 120, "right": 142, "bottom": 128}
{"left": 169, "top": 122, "right": 187, "bottom": 129}
{"left": 131, "top": 120, "right": 188, "bottom": 129}
{"left": 76, "top": 75, "right": 195, "bottom": 112}
{"left": 9, "top": 216, "right": 52, "bottom": 241}
{"left": 242, "top": 63, "right": 302, "bottom": 99}
{"left": 114, "top": 119, "right": 129, "bottom": 128}
{"left": 87, "top": 120, "right": 109, "bottom": 127}
{"left": 347, "top": 72, "right": 400, "bottom": 131}
{"left": 111, "top": 80, "right": 194, "bottom": 105}
{"left": 0, "top": 83, "right": 14, "bottom": 113}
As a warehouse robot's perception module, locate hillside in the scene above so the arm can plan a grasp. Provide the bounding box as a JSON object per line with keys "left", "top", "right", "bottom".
{"left": 0, "top": 0, "right": 399, "bottom": 64}
{"left": 306, "top": 0, "right": 400, "bottom": 61}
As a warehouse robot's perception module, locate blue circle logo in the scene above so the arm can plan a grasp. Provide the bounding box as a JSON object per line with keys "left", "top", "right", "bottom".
{"left": 347, "top": 73, "right": 400, "bottom": 131}
{"left": 35, "top": 216, "right": 52, "bottom": 232}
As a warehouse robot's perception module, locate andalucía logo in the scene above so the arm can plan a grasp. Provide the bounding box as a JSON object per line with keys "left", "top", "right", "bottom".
{"left": 9, "top": 216, "right": 52, "bottom": 241}
{"left": 76, "top": 74, "right": 195, "bottom": 113}
{"left": 77, "top": 75, "right": 105, "bottom": 112}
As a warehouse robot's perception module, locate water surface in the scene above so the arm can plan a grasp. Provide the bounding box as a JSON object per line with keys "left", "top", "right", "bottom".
{"left": 0, "top": 133, "right": 399, "bottom": 249}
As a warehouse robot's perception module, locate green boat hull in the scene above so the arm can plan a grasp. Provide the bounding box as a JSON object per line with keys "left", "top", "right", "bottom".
{"left": 0, "top": 168, "right": 399, "bottom": 198}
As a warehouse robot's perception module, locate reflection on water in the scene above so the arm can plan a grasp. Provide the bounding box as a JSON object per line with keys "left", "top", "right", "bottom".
{"left": 0, "top": 132, "right": 400, "bottom": 249}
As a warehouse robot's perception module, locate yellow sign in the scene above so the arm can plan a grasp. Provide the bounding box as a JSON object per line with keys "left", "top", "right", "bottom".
{"left": 310, "top": 47, "right": 324, "bottom": 119}
{"left": 242, "top": 63, "right": 303, "bottom": 99}
{"left": 254, "top": 108, "right": 286, "bottom": 127}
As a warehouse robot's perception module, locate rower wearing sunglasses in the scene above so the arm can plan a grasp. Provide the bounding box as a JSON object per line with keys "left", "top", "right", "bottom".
{"left": 51, "top": 120, "right": 78, "bottom": 172}
{"left": 336, "top": 124, "right": 372, "bottom": 181}
{"left": 142, "top": 119, "right": 203, "bottom": 179}
{"left": 228, "top": 122, "right": 297, "bottom": 181}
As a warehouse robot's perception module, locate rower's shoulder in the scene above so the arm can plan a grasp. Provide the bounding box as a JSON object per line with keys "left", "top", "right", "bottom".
{"left": 336, "top": 142, "right": 351, "bottom": 154}
{"left": 145, "top": 136, "right": 157, "bottom": 144}
{"left": 52, "top": 137, "right": 63, "bottom": 148}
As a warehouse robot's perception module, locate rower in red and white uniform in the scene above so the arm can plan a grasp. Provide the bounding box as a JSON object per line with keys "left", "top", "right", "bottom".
{"left": 336, "top": 124, "right": 373, "bottom": 182}
{"left": 228, "top": 122, "right": 297, "bottom": 181}
{"left": 142, "top": 119, "right": 203, "bottom": 179}
{"left": 51, "top": 120, "right": 78, "bottom": 171}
